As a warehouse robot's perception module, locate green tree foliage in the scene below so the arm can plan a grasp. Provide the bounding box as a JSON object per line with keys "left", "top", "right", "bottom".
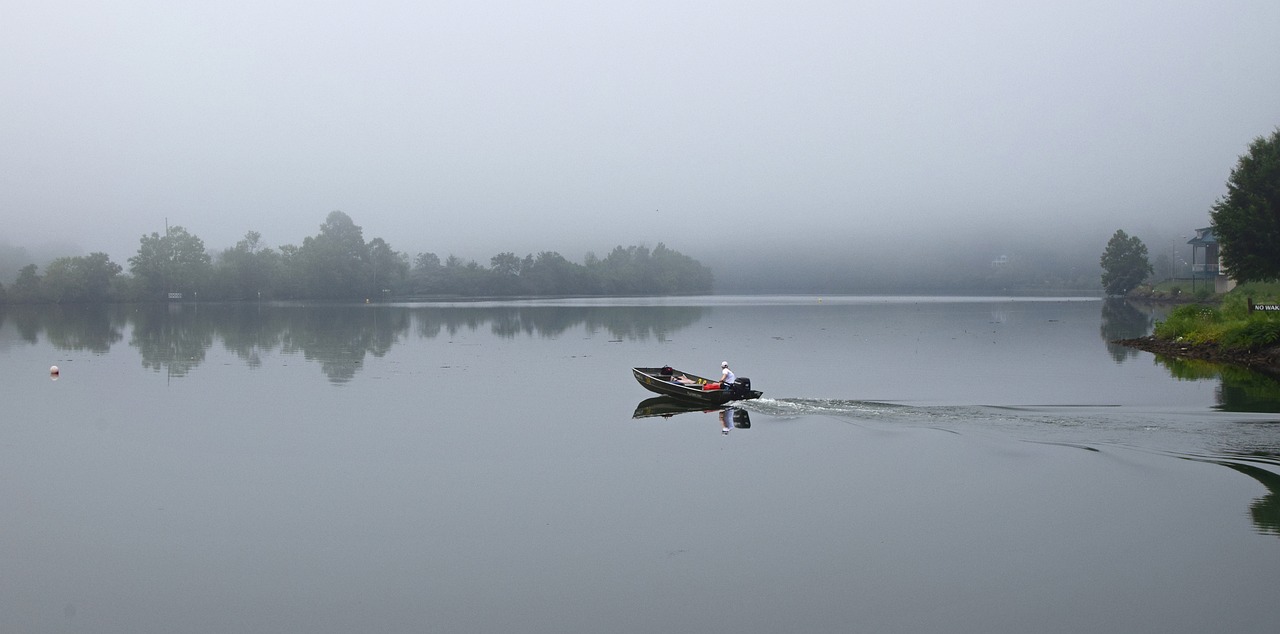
{"left": 276, "top": 244, "right": 305, "bottom": 299}
{"left": 1210, "top": 128, "right": 1280, "bottom": 282}
{"left": 521, "top": 251, "right": 592, "bottom": 295}
{"left": 213, "top": 231, "right": 282, "bottom": 300}
{"left": 1, "top": 254, "right": 121, "bottom": 303}
{"left": 597, "top": 243, "right": 712, "bottom": 295}
{"left": 42, "top": 253, "right": 122, "bottom": 303}
{"left": 408, "top": 252, "right": 444, "bottom": 295}
{"left": 10, "top": 264, "right": 43, "bottom": 303}
{"left": 42, "top": 258, "right": 89, "bottom": 303}
{"left": 414, "top": 252, "right": 441, "bottom": 270}
{"left": 403, "top": 243, "right": 710, "bottom": 298}
{"left": 129, "top": 226, "right": 211, "bottom": 298}
{"left": 490, "top": 252, "right": 520, "bottom": 276}
{"left": 6, "top": 211, "right": 711, "bottom": 302}
{"left": 368, "top": 237, "right": 408, "bottom": 296}
{"left": 295, "top": 211, "right": 371, "bottom": 299}
{"left": 487, "top": 252, "right": 522, "bottom": 295}
{"left": 1100, "top": 229, "right": 1153, "bottom": 296}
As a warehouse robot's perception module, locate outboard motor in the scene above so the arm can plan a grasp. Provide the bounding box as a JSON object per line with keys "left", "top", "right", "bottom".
{"left": 729, "top": 377, "right": 751, "bottom": 399}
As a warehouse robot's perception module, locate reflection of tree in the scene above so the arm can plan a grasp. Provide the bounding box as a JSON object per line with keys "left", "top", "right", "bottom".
{"left": 586, "top": 306, "right": 704, "bottom": 341}
{"left": 1215, "top": 368, "right": 1280, "bottom": 413}
{"left": 1152, "top": 355, "right": 1280, "bottom": 412}
{"left": 1220, "top": 461, "right": 1280, "bottom": 537}
{"left": 213, "top": 304, "right": 286, "bottom": 369}
{"left": 9, "top": 305, "right": 46, "bottom": 344}
{"left": 130, "top": 305, "right": 213, "bottom": 378}
{"left": 416, "top": 311, "right": 443, "bottom": 339}
{"left": 412, "top": 305, "right": 706, "bottom": 341}
{"left": 280, "top": 307, "right": 410, "bottom": 384}
{"left": 7, "top": 301, "right": 707, "bottom": 384}
{"left": 1152, "top": 356, "right": 1221, "bottom": 381}
{"left": 3, "top": 304, "right": 124, "bottom": 352}
{"left": 1101, "top": 298, "right": 1153, "bottom": 363}
{"left": 42, "top": 304, "right": 124, "bottom": 352}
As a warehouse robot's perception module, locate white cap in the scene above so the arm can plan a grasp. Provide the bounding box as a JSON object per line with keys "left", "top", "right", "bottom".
{"left": 721, "top": 361, "right": 728, "bottom": 367}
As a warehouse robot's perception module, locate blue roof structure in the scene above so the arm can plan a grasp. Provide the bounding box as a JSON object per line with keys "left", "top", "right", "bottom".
{"left": 1187, "top": 227, "right": 1216, "bottom": 245}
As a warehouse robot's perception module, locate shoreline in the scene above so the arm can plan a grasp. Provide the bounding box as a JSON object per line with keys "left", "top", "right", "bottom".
{"left": 1114, "top": 336, "right": 1280, "bottom": 378}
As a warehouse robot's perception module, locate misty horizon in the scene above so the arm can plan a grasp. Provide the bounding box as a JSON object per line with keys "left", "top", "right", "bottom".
{"left": 3, "top": 1, "right": 1275, "bottom": 288}
{"left": 0, "top": 212, "right": 1191, "bottom": 295}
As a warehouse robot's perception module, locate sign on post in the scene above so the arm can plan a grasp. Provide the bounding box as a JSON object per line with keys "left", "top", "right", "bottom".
{"left": 1247, "top": 298, "right": 1280, "bottom": 313}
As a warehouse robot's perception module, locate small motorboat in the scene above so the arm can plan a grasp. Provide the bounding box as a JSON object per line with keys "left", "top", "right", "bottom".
{"left": 632, "top": 366, "right": 762, "bottom": 405}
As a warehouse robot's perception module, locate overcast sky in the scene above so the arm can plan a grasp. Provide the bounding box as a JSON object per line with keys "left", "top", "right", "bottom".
{"left": 2, "top": 0, "right": 1277, "bottom": 266}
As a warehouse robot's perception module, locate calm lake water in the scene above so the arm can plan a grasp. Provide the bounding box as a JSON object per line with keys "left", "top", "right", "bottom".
{"left": 3, "top": 296, "right": 1279, "bottom": 634}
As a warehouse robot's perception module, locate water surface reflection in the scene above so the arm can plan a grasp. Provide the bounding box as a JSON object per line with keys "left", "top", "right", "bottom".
{"left": 1, "top": 302, "right": 706, "bottom": 383}
{"left": 1104, "top": 298, "right": 1280, "bottom": 412}
{"left": 1225, "top": 459, "right": 1280, "bottom": 536}
{"left": 1100, "top": 298, "right": 1154, "bottom": 363}
{"left": 632, "top": 396, "right": 752, "bottom": 434}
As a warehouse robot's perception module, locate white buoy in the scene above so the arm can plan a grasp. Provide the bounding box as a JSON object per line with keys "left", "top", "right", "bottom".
{"left": 50, "top": 365, "right": 60, "bottom": 379}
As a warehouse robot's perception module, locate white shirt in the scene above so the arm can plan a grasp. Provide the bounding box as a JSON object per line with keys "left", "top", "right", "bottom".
{"left": 721, "top": 367, "right": 736, "bottom": 384}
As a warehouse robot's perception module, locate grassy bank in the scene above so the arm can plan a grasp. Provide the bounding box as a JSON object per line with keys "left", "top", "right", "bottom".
{"left": 1152, "top": 282, "right": 1280, "bottom": 349}
{"left": 1127, "top": 279, "right": 1217, "bottom": 302}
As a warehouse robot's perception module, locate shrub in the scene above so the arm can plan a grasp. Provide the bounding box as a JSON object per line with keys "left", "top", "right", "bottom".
{"left": 1153, "top": 304, "right": 1223, "bottom": 341}
{"left": 1220, "top": 316, "right": 1280, "bottom": 350}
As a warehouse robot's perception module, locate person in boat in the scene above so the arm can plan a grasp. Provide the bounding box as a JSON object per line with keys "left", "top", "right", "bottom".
{"left": 720, "top": 361, "right": 736, "bottom": 386}
{"left": 674, "top": 373, "right": 698, "bottom": 385}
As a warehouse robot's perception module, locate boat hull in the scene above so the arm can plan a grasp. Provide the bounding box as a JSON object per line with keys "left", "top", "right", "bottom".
{"left": 632, "top": 367, "right": 762, "bottom": 405}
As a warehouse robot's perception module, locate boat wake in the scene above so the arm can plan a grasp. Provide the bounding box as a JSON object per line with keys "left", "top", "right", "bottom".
{"left": 743, "top": 397, "right": 988, "bottom": 424}
{"left": 731, "top": 397, "right": 1280, "bottom": 536}
{"left": 739, "top": 398, "right": 1280, "bottom": 465}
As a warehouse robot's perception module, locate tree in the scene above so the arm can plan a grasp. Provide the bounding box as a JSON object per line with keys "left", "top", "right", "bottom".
{"left": 295, "top": 211, "right": 370, "bottom": 298}
{"left": 490, "top": 252, "right": 520, "bottom": 276}
{"left": 215, "top": 231, "right": 281, "bottom": 299}
{"left": 480, "top": 252, "right": 520, "bottom": 295}
{"left": 414, "top": 252, "right": 441, "bottom": 271}
{"left": 39, "top": 259, "right": 81, "bottom": 302}
{"left": 521, "top": 251, "right": 588, "bottom": 295}
{"left": 649, "top": 243, "right": 713, "bottom": 294}
{"left": 368, "top": 237, "right": 408, "bottom": 295}
{"left": 1210, "top": 128, "right": 1280, "bottom": 282}
{"left": 42, "top": 253, "right": 121, "bottom": 302}
{"left": 1100, "top": 229, "right": 1153, "bottom": 296}
{"left": 79, "top": 252, "right": 123, "bottom": 301}
{"left": 129, "top": 226, "right": 211, "bottom": 298}
{"left": 10, "top": 264, "right": 41, "bottom": 302}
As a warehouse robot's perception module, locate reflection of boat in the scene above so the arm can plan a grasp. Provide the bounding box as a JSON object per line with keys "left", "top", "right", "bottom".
{"left": 632, "top": 366, "right": 762, "bottom": 404}
{"left": 632, "top": 397, "right": 752, "bottom": 429}
{"left": 633, "top": 396, "right": 721, "bottom": 418}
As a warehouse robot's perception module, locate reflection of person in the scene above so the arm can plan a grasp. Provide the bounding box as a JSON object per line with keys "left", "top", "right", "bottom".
{"left": 720, "top": 361, "right": 736, "bottom": 386}
{"left": 719, "top": 408, "right": 732, "bottom": 434}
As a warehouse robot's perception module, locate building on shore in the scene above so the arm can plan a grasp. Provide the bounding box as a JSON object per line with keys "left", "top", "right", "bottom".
{"left": 1187, "top": 227, "right": 1237, "bottom": 294}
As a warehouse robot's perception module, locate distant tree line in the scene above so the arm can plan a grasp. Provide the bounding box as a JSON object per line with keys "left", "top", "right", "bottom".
{"left": 0, "top": 211, "right": 713, "bottom": 304}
